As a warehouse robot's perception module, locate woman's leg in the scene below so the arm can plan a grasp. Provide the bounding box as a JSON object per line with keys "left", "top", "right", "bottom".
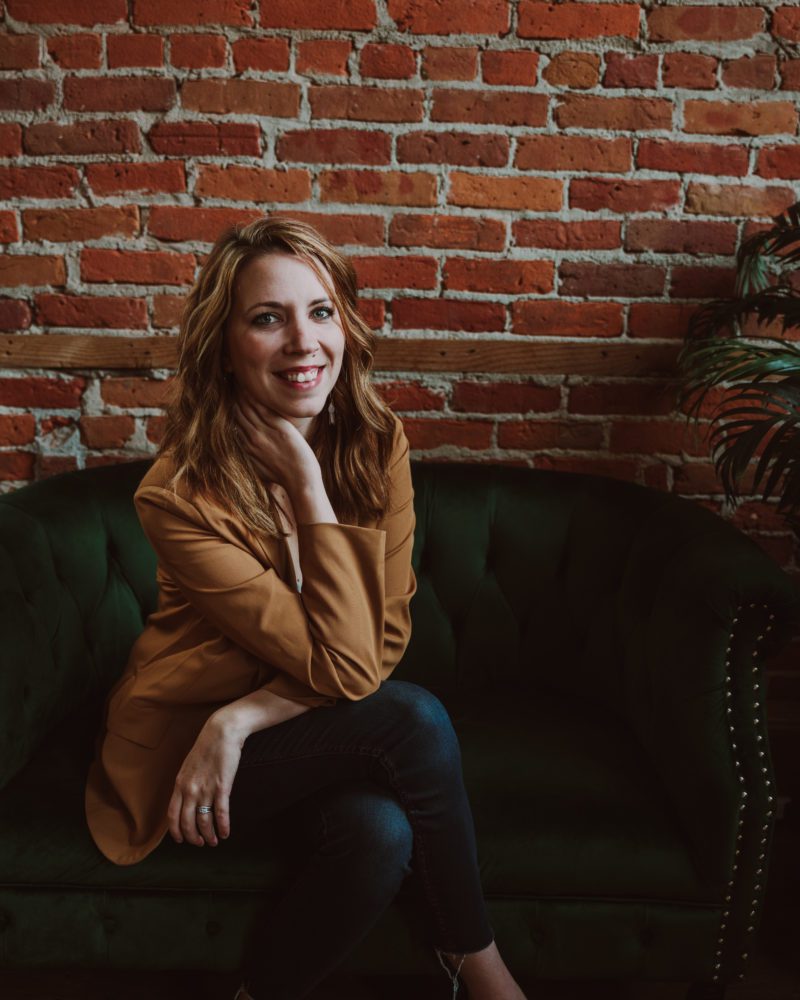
{"left": 223, "top": 679, "right": 495, "bottom": 997}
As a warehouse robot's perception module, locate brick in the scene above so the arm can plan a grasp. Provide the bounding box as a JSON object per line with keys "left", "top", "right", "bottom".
{"left": 560, "top": 263, "right": 665, "bottom": 298}
{"left": 0, "top": 375, "right": 85, "bottom": 408}
{"left": 609, "top": 420, "right": 708, "bottom": 457}
{"left": 0, "top": 166, "right": 79, "bottom": 199}
{"left": 272, "top": 211, "right": 385, "bottom": 246}
{"left": 570, "top": 178, "right": 680, "bottom": 213}
{"left": 320, "top": 169, "right": 436, "bottom": 206}
{"left": 134, "top": 0, "right": 252, "bottom": 25}
{"left": 310, "top": 84, "right": 424, "bottom": 122}
{"left": 388, "top": 0, "right": 508, "bottom": 34}
{"left": 81, "top": 249, "right": 195, "bottom": 285}
{"left": 511, "top": 300, "right": 623, "bottom": 336}
{"left": 397, "top": 130, "right": 509, "bottom": 167}
{"left": 392, "top": 298, "right": 505, "bottom": 332}
{"left": 196, "top": 165, "right": 311, "bottom": 202}
{"left": 0, "top": 414, "right": 36, "bottom": 445}
{"left": 24, "top": 119, "right": 141, "bottom": 155}
{"left": 86, "top": 161, "right": 186, "bottom": 194}
{"left": 0, "top": 79, "right": 54, "bottom": 111}
{"left": 515, "top": 135, "right": 630, "bottom": 172}
{"left": 79, "top": 414, "right": 135, "bottom": 449}
{"left": 148, "top": 206, "right": 263, "bottom": 242}
{"left": 568, "top": 381, "right": 677, "bottom": 416}
{"left": 107, "top": 34, "right": 164, "bottom": 68}
{"left": 0, "top": 123, "right": 22, "bottom": 157}
{"left": 152, "top": 295, "right": 184, "bottom": 328}
{"left": 360, "top": 43, "right": 415, "bottom": 79}
{"left": 519, "top": 2, "right": 639, "bottom": 38}
{"left": 647, "top": 5, "right": 764, "bottom": 41}
{"left": 452, "top": 382, "right": 560, "bottom": 414}
{"left": 685, "top": 182, "right": 795, "bottom": 218}
{"left": 46, "top": 32, "right": 101, "bottom": 68}
{"left": 444, "top": 258, "right": 554, "bottom": 294}
{"left": 421, "top": 46, "right": 477, "bottom": 81}
{"left": 722, "top": 54, "right": 776, "bottom": 90}
{"left": 35, "top": 294, "right": 148, "bottom": 328}
{"left": 501, "top": 419, "right": 605, "bottom": 450}
{"left": 63, "top": 76, "right": 175, "bottom": 112}
{"left": 101, "top": 377, "right": 171, "bottom": 408}
{"left": 401, "top": 418, "right": 493, "bottom": 451}
{"left": 23, "top": 206, "right": 139, "bottom": 242}
{"left": 543, "top": 51, "right": 600, "bottom": 88}
{"left": 628, "top": 302, "right": 699, "bottom": 339}
{"left": 684, "top": 100, "right": 797, "bottom": 136}
{"left": 38, "top": 456, "right": 79, "bottom": 479}
{"left": 389, "top": 213, "right": 505, "bottom": 251}
{"left": 171, "top": 34, "right": 227, "bottom": 68}
{"left": 774, "top": 6, "right": 800, "bottom": 41}
{"left": 0, "top": 33, "right": 39, "bottom": 68}
{"left": 637, "top": 139, "right": 748, "bottom": 176}
{"left": 663, "top": 52, "right": 717, "bottom": 89}
{"left": 513, "top": 219, "right": 620, "bottom": 250}
{"left": 0, "top": 254, "right": 65, "bottom": 286}
{"left": 277, "top": 128, "right": 391, "bottom": 165}
{"left": 0, "top": 211, "right": 18, "bottom": 242}
{"left": 296, "top": 40, "right": 351, "bottom": 76}
{"left": 625, "top": 219, "right": 736, "bottom": 255}
{"left": 0, "top": 298, "right": 32, "bottom": 330}
{"left": 351, "top": 255, "right": 437, "bottom": 289}
{"left": 757, "top": 146, "right": 800, "bottom": 179}
{"left": 232, "top": 37, "right": 290, "bottom": 73}
{"left": 432, "top": 88, "right": 548, "bottom": 126}
{"left": 482, "top": 50, "right": 539, "bottom": 85}
{"left": 0, "top": 451, "right": 35, "bottom": 480}
{"left": 6, "top": 0, "right": 126, "bottom": 24}
{"left": 148, "top": 122, "right": 260, "bottom": 156}
{"left": 555, "top": 95, "right": 672, "bottom": 130}
{"left": 260, "top": 0, "right": 375, "bottom": 28}
{"left": 603, "top": 51, "right": 658, "bottom": 89}
{"left": 356, "top": 298, "right": 384, "bottom": 329}
{"left": 670, "top": 266, "right": 735, "bottom": 298}
{"left": 182, "top": 79, "right": 299, "bottom": 116}
{"left": 449, "top": 173, "right": 562, "bottom": 210}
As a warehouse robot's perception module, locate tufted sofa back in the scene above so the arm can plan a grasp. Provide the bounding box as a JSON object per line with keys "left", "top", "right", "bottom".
{"left": 2, "top": 457, "right": 799, "bottom": 822}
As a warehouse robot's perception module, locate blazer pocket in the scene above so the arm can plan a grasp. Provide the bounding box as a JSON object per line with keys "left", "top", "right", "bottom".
{"left": 105, "top": 683, "right": 174, "bottom": 749}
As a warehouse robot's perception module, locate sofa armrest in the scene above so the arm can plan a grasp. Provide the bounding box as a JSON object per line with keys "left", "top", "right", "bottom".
{"left": 616, "top": 497, "right": 800, "bottom": 888}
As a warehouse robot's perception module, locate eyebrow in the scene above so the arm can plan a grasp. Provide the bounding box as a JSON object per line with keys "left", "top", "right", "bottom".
{"left": 246, "top": 298, "right": 332, "bottom": 313}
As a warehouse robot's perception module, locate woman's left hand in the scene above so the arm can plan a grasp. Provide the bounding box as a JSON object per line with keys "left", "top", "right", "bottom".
{"left": 167, "top": 718, "right": 244, "bottom": 847}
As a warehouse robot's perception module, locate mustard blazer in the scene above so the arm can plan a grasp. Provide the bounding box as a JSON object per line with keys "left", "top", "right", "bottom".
{"left": 85, "top": 414, "right": 417, "bottom": 866}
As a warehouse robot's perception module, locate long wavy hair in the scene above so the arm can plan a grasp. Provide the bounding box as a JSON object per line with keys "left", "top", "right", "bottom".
{"left": 156, "top": 215, "right": 397, "bottom": 538}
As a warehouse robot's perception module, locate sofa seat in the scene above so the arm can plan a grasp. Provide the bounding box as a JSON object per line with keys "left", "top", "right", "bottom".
{"left": 0, "top": 687, "right": 708, "bottom": 908}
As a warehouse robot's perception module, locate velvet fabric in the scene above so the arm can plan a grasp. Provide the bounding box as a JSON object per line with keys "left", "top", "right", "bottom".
{"left": 1, "top": 458, "right": 798, "bottom": 989}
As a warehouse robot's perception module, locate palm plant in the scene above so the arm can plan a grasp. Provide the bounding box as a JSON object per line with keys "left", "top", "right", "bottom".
{"left": 676, "top": 200, "right": 800, "bottom": 537}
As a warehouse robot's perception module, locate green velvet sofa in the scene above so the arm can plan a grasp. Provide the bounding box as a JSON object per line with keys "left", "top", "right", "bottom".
{"left": 1, "top": 456, "right": 799, "bottom": 999}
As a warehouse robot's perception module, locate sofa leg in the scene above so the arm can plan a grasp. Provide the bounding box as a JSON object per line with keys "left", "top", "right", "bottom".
{"left": 686, "top": 984, "right": 726, "bottom": 1000}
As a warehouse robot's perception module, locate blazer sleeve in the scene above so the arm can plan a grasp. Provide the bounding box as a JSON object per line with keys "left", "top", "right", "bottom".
{"left": 134, "top": 419, "right": 417, "bottom": 706}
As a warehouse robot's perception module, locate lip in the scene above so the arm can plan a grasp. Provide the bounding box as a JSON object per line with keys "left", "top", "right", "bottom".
{"left": 273, "top": 367, "right": 324, "bottom": 390}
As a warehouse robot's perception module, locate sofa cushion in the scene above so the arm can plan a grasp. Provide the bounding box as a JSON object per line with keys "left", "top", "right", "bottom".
{"left": 0, "top": 688, "right": 714, "bottom": 905}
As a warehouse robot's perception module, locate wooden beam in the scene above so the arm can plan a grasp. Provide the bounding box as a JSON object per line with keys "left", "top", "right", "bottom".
{"left": 1, "top": 335, "right": 682, "bottom": 376}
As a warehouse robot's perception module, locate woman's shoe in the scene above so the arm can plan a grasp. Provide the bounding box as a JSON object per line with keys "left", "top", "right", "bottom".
{"left": 233, "top": 985, "right": 254, "bottom": 1000}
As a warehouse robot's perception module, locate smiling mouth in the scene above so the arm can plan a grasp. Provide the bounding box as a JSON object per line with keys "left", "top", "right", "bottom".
{"left": 274, "top": 367, "right": 324, "bottom": 388}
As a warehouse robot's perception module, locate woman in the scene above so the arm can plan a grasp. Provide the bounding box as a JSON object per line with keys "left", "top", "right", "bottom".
{"left": 84, "top": 216, "right": 527, "bottom": 1000}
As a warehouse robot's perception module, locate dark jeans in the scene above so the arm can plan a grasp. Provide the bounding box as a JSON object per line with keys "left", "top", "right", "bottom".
{"left": 224, "top": 678, "right": 495, "bottom": 1000}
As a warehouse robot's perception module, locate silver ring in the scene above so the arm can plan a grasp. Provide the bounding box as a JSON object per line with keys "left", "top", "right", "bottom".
{"left": 196, "top": 805, "right": 213, "bottom": 814}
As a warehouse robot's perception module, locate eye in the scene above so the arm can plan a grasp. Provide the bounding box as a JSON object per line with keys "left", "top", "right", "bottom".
{"left": 253, "top": 312, "right": 278, "bottom": 326}
{"left": 313, "top": 306, "right": 335, "bottom": 319}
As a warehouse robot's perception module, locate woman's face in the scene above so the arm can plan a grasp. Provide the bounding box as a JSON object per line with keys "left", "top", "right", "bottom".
{"left": 224, "top": 251, "right": 346, "bottom": 440}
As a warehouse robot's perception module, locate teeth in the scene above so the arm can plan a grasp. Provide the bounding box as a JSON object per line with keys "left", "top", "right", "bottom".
{"left": 281, "top": 368, "right": 319, "bottom": 383}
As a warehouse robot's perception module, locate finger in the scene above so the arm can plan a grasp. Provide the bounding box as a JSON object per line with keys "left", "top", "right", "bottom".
{"left": 167, "top": 788, "right": 184, "bottom": 844}
{"left": 197, "top": 808, "right": 218, "bottom": 847}
{"left": 215, "top": 790, "right": 231, "bottom": 840}
{"left": 180, "top": 796, "right": 206, "bottom": 847}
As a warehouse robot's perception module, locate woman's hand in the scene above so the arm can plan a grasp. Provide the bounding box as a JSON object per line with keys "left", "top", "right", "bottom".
{"left": 167, "top": 717, "right": 244, "bottom": 847}
{"left": 233, "top": 386, "right": 321, "bottom": 494}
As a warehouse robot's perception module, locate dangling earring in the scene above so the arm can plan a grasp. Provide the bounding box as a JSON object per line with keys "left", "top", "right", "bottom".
{"left": 328, "top": 394, "right": 335, "bottom": 424}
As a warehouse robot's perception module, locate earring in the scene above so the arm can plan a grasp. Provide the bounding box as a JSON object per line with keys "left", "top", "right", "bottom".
{"left": 328, "top": 395, "right": 335, "bottom": 424}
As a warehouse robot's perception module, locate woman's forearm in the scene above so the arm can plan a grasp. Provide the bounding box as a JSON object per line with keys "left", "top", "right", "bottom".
{"left": 209, "top": 686, "right": 313, "bottom": 744}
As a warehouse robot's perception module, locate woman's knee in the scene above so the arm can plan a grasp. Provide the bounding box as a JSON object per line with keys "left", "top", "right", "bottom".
{"left": 318, "top": 781, "right": 414, "bottom": 876}
{"left": 377, "top": 681, "right": 461, "bottom": 761}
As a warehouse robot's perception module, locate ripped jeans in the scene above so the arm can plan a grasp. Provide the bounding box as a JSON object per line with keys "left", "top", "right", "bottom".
{"left": 223, "top": 678, "right": 495, "bottom": 1000}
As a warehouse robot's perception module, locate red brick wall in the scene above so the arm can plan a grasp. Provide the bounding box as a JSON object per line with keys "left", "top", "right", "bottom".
{"left": 1, "top": 3, "right": 800, "bottom": 691}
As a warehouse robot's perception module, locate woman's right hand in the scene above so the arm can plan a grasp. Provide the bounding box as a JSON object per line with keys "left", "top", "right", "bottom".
{"left": 233, "top": 386, "right": 321, "bottom": 494}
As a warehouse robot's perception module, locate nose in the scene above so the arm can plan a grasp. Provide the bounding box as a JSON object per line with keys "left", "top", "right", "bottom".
{"left": 284, "top": 311, "right": 320, "bottom": 355}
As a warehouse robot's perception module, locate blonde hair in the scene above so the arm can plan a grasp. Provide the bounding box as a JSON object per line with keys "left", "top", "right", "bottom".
{"left": 156, "top": 214, "right": 397, "bottom": 538}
